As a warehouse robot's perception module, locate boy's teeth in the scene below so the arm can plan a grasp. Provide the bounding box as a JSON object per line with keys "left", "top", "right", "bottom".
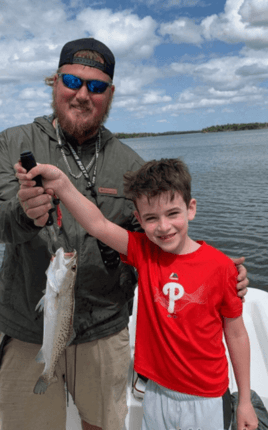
{"left": 160, "top": 233, "right": 174, "bottom": 239}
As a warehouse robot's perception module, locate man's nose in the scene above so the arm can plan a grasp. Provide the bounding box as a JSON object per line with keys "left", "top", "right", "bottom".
{"left": 75, "top": 83, "right": 90, "bottom": 100}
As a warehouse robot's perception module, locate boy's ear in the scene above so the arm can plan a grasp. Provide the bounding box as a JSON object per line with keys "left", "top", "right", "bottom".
{"left": 134, "top": 210, "right": 142, "bottom": 225}
{"left": 188, "top": 198, "right": 197, "bottom": 221}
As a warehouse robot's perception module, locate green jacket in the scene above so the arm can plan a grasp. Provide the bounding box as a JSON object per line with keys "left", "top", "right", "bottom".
{"left": 0, "top": 116, "right": 144, "bottom": 344}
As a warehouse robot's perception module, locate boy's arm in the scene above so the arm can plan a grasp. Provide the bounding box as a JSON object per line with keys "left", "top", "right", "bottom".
{"left": 223, "top": 316, "right": 258, "bottom": 430}
{"left": 60, "top": 178, "right": 129, "bottom": 256}
{"left": 15, "top": 163, "right": 129, "bottom": 256}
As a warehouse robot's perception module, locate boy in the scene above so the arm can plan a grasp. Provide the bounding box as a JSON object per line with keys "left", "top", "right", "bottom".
{"left": 16, "top": 158, "right": 258, "bottom": 430}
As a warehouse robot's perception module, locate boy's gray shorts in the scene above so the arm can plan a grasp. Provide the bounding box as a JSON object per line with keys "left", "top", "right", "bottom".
{"left": 141, "top": 379, "right": 232, "bottom": 430}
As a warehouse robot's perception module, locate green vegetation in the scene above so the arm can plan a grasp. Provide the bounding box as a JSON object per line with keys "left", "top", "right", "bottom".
{"left": 113, "top": 122, "right": 268, "bottom": 139}
{"left": 202, "top": 122, "right": 268, "bottom": 133}
{"left": 114, "top": 130, "right": 200, "bottom": 139}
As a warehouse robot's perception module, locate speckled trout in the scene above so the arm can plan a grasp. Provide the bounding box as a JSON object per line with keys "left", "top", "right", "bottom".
{"left": 34, "top": 247, "right": 77, "bottom": 394}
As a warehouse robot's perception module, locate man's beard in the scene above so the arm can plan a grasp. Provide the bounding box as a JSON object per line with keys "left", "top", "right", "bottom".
{"left": 52, "top": 93, "right": 113, "bottom": 142}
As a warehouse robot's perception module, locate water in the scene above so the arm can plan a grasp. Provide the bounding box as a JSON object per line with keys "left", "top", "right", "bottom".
{"left": 1, "top": 128, "right": 267, "bottom": 291}
{"left": 122, "top": 129, "right": 268, "bottom": 292}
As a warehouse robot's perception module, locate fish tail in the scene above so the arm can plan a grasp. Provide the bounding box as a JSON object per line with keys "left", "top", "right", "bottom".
{"left": 34, "top": 374, "right": 58, "bottom": 394}
{"left": 33, "top": 377, "right": 49, "bottom": 394}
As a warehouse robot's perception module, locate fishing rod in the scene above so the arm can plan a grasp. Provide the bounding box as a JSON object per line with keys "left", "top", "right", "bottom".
{"left": 20, "top": 150, "right": 61, "bottom": 253}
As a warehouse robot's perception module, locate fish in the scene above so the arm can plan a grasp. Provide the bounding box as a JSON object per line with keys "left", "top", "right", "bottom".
{"left": 34, "top": 247, "right": 78, "bottom": 394}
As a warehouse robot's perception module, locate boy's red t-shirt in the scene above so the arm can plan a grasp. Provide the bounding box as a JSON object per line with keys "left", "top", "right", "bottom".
{"left": 121, "top": 232, "right": 242, "bottom": 397}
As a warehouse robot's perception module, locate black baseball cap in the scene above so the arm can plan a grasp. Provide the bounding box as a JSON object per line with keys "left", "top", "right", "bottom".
{"left": 58, "top": 38, "right": 115, "bottom": 80}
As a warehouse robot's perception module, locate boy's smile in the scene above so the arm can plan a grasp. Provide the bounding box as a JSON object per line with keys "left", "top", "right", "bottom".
{"left": 134, "top": 191, "right": 198, "bottom": 255}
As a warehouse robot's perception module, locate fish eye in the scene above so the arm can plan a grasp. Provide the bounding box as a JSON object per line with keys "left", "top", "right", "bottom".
{"left": 72, "top": 265, "right": 77, "bottom": 272}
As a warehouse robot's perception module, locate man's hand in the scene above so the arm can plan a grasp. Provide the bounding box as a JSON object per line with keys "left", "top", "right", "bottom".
{"left": 15, "top": 162, "right": 52, "bottom": 227}
{"left": 230, "top": 256, "right": 249, "bottom": 302}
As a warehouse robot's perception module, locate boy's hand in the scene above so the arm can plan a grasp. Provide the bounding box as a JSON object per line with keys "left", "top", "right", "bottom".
{"left": 237, "top": 401, "right": 258, "bottom": 430}
{"left": 230, "top": 256, "right": 249, "bottom": 302}
{"left": 14, "top": 162, "right": 64, "bottom": 227}
{"left": 14, "top": 162, "right": 52, "bottom": 226}
{"left": 15, "top": 162, "right": 65, "bottom": 196}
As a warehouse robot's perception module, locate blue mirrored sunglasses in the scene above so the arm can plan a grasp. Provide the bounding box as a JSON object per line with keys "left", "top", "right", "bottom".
{"left": 58, "top": 73, "right": 112, "bottom": 94}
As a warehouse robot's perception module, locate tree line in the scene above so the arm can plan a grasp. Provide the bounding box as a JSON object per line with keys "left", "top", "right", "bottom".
{"left": 202, "top": 122, "right": 268, "bottom": 133}
{"left": 113, "top": 122, "right": 268, "bottom": 139}
{"left": 113, "top": 130, "right": 200, "bottom": 139}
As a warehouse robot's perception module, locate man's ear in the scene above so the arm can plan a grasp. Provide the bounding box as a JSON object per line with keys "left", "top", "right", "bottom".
{"left": 53, "top": 73, "right": 59, "bottom": 91}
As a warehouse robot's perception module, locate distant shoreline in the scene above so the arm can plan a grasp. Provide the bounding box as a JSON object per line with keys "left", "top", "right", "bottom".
{"left": 114, "top": 130, "right": 200, "bottom": 139}
{"left": 202, "top": 122, "right": 268, "bottom": 134}
{"left": 115, "top": 122, "right": 268, "bottom": 139}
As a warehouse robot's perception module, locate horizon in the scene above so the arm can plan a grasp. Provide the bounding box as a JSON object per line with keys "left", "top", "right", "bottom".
{"left": 114, "top": 121, "right": 268, "bottom": 135}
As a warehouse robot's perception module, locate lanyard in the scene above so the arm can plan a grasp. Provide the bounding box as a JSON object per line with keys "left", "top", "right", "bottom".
{"left": 55, "top": 119, "right": 120, "bottom": 270}
{"left": 55, "top": 119, "right": 100, "bottom": 197}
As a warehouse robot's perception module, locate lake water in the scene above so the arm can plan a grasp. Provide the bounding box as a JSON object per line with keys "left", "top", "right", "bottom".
{"left": 122, "top": 129, "right": 268, "bottom": 292}
{"left": 0, "top": 128, "right": 267, "bottom": 291}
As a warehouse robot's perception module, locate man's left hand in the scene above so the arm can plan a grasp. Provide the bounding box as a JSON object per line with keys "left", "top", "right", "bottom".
{"left": 230, "top": 256, "right": 248, "bottom": 302}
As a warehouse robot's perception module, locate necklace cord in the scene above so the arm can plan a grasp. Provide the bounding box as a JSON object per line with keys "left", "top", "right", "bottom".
{"left": 55, "top": 118, "right": 100, "bottom": 194}
{"left": 55, "top": 119, "right": 120, "bottom": 269}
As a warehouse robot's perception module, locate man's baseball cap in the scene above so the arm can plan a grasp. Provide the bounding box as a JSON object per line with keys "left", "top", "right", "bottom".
{"left": 58, "top": 38, "right": 115, "bottom": 80}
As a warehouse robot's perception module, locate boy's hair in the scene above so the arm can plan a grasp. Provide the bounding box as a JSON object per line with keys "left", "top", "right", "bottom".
{"left": 123, "top": 158, "right": 192, "bottom": 208}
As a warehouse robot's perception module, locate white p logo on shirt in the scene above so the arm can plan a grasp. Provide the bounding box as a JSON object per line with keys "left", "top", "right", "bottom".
{"left": 163, "top": 282, "right": 184, "bottom": 314}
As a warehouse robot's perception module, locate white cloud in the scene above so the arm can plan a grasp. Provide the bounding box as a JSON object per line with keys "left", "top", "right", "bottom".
{"left": 113, "top": 89, "right": 172, "bottom": 118}
{"left": 159, "top": 18, "right": 203, "bottom": 45}
{"left": 239, "top": 0, "right": 268, "bottom": 26}
{"left": 162, "top": 45, "right": 268, "bottom": 116}
{"left": 201, "top": 0, "right": 268, "bottom": 49}
{"left": 132, "top": 0, "right": 207, "bottom": 9}
{"left": 0, "top": 82, "right": 52, "bottom": 128}
{"left": 77, "top": 8, "right": 160, "bottom": 59}
{"left": 158, "top": 81, "right": 266, "bottom": 115}
{"left": 19, "top": 88, "right": 49, "bottom": 100}
{"left": 114, "top": 64, "right": 161, "bottom": 96}
{"left": 142, "top": 91, "right": 172, "bottom": 104}
{"left": 160, "top": 0, "right": 268, "bottom": 49}
{"left": 0, "top": 3, "right": 160, "bottom": 88}
{"left": 113, "top": 98, "right": 138, "bottom": 109}
{"left": 170, "top": 52, "right": 268, "bottom": 91}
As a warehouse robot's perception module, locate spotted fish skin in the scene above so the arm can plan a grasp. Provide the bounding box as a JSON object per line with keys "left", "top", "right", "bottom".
{"left": 34, "top": 247, "right": 77, "bottom": 394}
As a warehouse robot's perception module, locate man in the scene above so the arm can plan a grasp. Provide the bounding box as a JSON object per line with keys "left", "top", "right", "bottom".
{"left": 0, "top": 38, "right": 248, "bottom": 430}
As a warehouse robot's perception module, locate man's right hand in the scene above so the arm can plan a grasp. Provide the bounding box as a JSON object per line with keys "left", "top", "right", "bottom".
{"left": 17, "top": 186, "right": 52, "bottom": 227}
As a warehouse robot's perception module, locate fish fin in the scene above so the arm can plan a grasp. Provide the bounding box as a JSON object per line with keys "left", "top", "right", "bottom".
{"left": 33, "top": 377, "right": 49, "bottom": 394}
{"left": 35, "top": 296, "right": 45, "bottom": 312}
{"left": 66, "top": 329, "right": 76, "bottom": 347}
{"left": 35, "top": 348, "right": 45, "bottom": 364}
{"left": 34, "top": 374, "right": 58, "bottom": 395}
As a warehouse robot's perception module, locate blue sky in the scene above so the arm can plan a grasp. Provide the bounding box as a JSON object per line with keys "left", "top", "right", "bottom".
{"left": 1, "top": 0, "right": 268, "bottom": 133}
